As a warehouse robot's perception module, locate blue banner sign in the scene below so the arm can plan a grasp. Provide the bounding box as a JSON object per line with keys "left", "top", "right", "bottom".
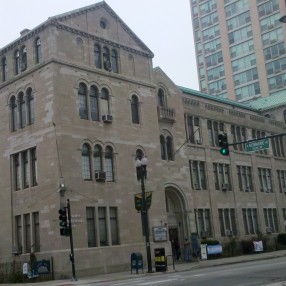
{"left": 207, "top": 244, "right": 222, "bottom": 255}
{"left": 34, "top": 260, "right": 50, "bottom": 274}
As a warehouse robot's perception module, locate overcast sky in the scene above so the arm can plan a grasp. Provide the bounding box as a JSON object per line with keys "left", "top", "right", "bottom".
{"left": 0, "top": 0, "right": 198, "bottom": 89}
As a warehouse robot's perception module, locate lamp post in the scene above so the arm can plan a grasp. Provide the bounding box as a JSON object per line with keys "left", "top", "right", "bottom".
{"left": 135, "top": 155, "right": 152, "bottom": 273}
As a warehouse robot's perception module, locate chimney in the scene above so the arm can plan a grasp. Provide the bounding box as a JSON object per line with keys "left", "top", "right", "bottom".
{"left": 20, "top": 29, "right": 30, "bottom": 36}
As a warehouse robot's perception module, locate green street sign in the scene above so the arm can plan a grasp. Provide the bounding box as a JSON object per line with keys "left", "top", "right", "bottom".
{"left": 245, "top": 138, "right": 269, "bottom": 152}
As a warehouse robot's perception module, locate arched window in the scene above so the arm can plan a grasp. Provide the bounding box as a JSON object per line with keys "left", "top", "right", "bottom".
{"left": 78, "top": 83, "right": 88, "bottom": 119}
{"left": 18, "top": 92, "right": 26, "bottom": 128}
{"left": 131, "top": 95, "right": 139, "bottom": 124}
{"left": 2, "top": 57, "right": 7, "bottom": 82}
{"left": 15, "top": 50, "right": 20, "bottom": 75}
{"left": 82, "top": 143, "right": 91, "bottom": 180}
{"left": 111, "top": 49, "right": 118, "bottom": 73}
{"left": 90, "top": 85, "right": 99, "bottom": 121}
{"left": 101, "top": 88, "right": 110, "bottom": 115}
{"left": 103, "top": 47, "right": 111, "bottom": 70}
{"left": 105, "top": 146, "right": 114, "bottom": 182}
{"left": 27, "top": 88, "right": 35, "bottom": 125}
{"left": 157, "top": 88, "right": 166, "bottom": 107}
{"left": 94, "top": 145, "right": 103, "bottom": 171}
{"left": 10, "top": 96, "right": 18, "bottom": 131}
{"left": 160, "top": 135, "right": 166, "bottom": 160}
{"left": 21, "top": 46, "right": 27, "bottom": 71}
{"left": 166, "top": 136, "right": 173, "bottom": 161}
{"left": 76, "top": 37, "right": 84, "bottom": 59}
{"left": 35, "top": 38, "right": 41, "bottom": 64}
{"left": 136, "top": 149, "right": 144, "bottom": 160}
{"left": 94, "top": 44, "right": 101, "bottom": 68}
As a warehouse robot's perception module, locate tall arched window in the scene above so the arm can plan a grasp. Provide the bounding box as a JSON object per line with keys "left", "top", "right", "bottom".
{"left": 166, "top": 136, "right": 173, "bottom": 161}
{"left": 15, "top": 50, "right": 20, "bottom": 75}
{"left": 18, "top": 92, "right": 26, "bottom": 128}
{"left": 2, "top": 57, "right": 7, "bottom": 82}
{"left": 131, "top": 95, "right": 139, "bottom": 124}
{"left": 136, "top": 149, "right": 144, "bottom": 159}
{"left": 105, "top": 146, "right": 114, "bottom": 182}
{"left": 78, "top": 83, "right": 88, "bottom": 119}
{"left": 157, "top": 88, "right": 166, "bottom": 107}
{"left": 103, "top": 47, "right": 111, "bottom": 70}
{"left": 94, "top": 145, "right": 103, "bottom": 171}
{"left": 111, "top": 50, "right": 118, "bottom": 73}
{"left": 35, "top": 38, "right": 41, "bottom": 64}
{"left": 160, "top": 135, "right": 166, "bottom": 160}
{"left": 27, "top": 88, "right": 35, "bottom": 124}
{"left": 94, "top": 44, "right": 101, "bottom": 68}
{"left": 21, "top": 46, "right": 27, "bottom": 71}
{"left": 10, "top": 96, "right": 18, "bottom": 131}
{"left": 101, "top": 88, "right": 110, "bottom": 115}
{"left": 82, "top": 144, "right": 91, "bottom": 180}
{"left": 76, "top": 37, "right": 84, "bottom": 59}
{"left": 90, "top": 85, "right": 99, "bottom": 121}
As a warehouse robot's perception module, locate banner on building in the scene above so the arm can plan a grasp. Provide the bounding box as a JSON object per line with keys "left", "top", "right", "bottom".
{"left": 134, "top": 192, "right": 152, "bottom": 212}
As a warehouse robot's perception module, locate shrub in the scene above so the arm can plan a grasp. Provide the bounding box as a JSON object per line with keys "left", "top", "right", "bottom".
{"left": 277, "top": 233, "right": 286, "bottom": 245}
{"left": 201, "top": 239, "right": 220, "bottom": 245}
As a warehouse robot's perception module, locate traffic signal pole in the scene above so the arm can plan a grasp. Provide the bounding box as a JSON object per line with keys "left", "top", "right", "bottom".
{"left": 67, "top": 199, "right": 77, "bottom": 281}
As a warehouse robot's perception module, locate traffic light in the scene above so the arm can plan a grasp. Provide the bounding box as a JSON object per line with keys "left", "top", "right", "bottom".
{"left": 59, "top": 207, "right": 70, "bottom": 236}
{"left": 218, "top": 133, "right": 229, "bottom": 156}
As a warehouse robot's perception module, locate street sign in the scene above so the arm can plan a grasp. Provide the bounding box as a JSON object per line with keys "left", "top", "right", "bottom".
{"left": 245, "top": 138, "right": 269, "bottom": 152}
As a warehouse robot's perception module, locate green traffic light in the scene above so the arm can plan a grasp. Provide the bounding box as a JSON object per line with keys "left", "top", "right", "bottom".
{"left": 220, "top": 148, "right": 229, "bottom": 156}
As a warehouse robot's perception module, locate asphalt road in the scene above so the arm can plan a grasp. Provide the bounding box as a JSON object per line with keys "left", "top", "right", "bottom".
{"left": 89, "top": 257, "right": 286, "bottom": 286}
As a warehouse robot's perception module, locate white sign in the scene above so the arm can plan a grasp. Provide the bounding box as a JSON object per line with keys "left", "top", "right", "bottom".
{"left": 253, "top": 240, "right": 263, "bottom": 252}
{"left": 23, "top": 263, "right": 28, "bottom": 274}
{"left": 200, "top": 244, "right": 207, "bottom": 260}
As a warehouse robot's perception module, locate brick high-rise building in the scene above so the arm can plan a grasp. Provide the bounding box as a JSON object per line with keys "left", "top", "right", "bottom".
{"left": 190, "top": 0, "right": 286, "bottom": 102}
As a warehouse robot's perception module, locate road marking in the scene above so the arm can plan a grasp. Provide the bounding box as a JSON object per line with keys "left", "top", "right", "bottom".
{"left": 193, "top": 274, "right": 207, "bottom": 277}
{"left": 138, "top": 278, "right": 177, "bottom": 285}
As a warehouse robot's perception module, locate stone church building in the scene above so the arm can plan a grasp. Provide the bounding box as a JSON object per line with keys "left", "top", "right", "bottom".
{"left": 0, "top": 1, "right": 286, "bottom": 278}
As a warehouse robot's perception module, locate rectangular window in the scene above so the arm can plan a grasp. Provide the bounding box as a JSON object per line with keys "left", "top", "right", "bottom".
{"left": 186, "top": 115, "right": 201, "bottom": 144}
{"left": 213, "top": 163, "right": 231, "bottom": 191}
{"left": 110, "top": 207, "right": 119, "bottom": 245}
{"left": 258, "top": 168, "right": 273, "bottom": 193}
{"left": 195, "top": 209, "right": 212, "bottom": 238}
{"left": 218, "top": 208, "right": 237, "bottom": 237}
{"left": 237, "top": 165, "right": 253, "bottom": 192}
{"left": 86, "top": 207, "right": 97, "bottom": 247}
{"left": 190, "top": 160, "right": 207, "bottom": 190}
{"left": 271, "top": 135, "right": 285, "bottom": 157}
{"left": 263, "top": 208, "right": 279, "bottom": 233}
{"left": 16, "top": 215, "right": 22, "bottom": 253}
{"left": 24, "top": 213, "right": 31, "bottom": 253}
{"left": 277, "top": 170, "right": 286, "bottom": 193}
{"left": 33, "top": 212, "right": 40, "bottom": 252}
{"left": 207, "top": 120, "right": 224, "bottom": 146}
{"left": 231, "top": 125, "right": 246, "bottom": 151}
{"left": 242, "top": 208, "right": 259, "bottom": 235}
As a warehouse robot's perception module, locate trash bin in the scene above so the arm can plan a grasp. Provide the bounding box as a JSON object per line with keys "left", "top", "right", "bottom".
{"left": 131, "top": 252, "right": 143, "bottom": 274}
{"left": 154, "top": 248, "right": 167, "bottom": 272}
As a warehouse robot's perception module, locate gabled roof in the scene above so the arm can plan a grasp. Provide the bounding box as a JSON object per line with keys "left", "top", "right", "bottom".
{"left": 178, "top": 86, "right": 257, "bottom": 112}
{"left": 242, "top": 90, "right": 286, "bottom": 111}
{"left": 49, "top": 1, "right": 154, "bottom": 57}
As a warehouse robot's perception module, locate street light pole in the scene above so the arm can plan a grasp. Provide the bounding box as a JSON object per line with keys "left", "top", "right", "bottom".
{"left": 136, "top": 155, "right": 152, "bottom": 273}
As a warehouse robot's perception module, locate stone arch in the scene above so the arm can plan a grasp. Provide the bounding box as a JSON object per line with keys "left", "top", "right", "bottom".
{"left": 164, "top": 183, "right": 192, "bottom": 253}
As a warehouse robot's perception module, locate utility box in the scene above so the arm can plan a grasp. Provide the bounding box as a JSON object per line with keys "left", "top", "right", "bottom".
{"left": 131, "top": 252, "right": 143, "bottom": 274}
{"left": 154, "top": 248, "right": 167, "bottom": 272}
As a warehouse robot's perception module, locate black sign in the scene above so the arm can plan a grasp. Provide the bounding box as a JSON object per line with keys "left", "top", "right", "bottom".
{"left": 134, "top": 192, "right": 152, "bottom": 212}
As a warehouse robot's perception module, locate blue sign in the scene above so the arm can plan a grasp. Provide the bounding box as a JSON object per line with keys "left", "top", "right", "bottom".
{"left": 207, "top": 244, "right": 222, "bottom": 255}
{"left": 34, "top": 260, "right": 50, "bottom": 274}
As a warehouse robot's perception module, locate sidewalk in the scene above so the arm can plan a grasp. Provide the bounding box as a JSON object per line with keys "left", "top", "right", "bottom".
{"left": 9, "top": 250, "right": 286, "bottom": 286}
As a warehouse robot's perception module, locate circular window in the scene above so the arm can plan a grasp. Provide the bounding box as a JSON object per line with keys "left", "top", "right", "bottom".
{"left": 100, "top": 19, "right": 107, "bottom": 29}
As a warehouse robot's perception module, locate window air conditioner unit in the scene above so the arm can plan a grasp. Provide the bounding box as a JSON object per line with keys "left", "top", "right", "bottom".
{"left": 226, "top": 229, "right": 233, "bottom": 236}
{"left": 104, "top": 61, "right": 112, "bottom": 71}
{"left": 195, "top": 184, "right": 201, "bottom": 190}
{"left": 196, "top": 139, "right": 202, "bottom": 145}
{"left": 245, "top": 188, "right": 250, "bottom": 192}
{"left": 265, "top": 227, "right": 272, "bottom": 234}
{"left": 282, "top": 188, "right": 286, "bottom": 193}
{"left": 102, "top": 114, "right": 113, "bottom": 123}
{"left": 201, "top": 230, "right": 209, "bottom": 238}
{"left": 222, "top": 183, "right": 229, "bottom": 191}
{"left": 11, "top": 245, "right": 20, "bottom": 255}
{"left": 20, "top": 63, "right": 26, "bottom": 71}
{"left": 95, "top": 171, "right": 106, "bottom": 182}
